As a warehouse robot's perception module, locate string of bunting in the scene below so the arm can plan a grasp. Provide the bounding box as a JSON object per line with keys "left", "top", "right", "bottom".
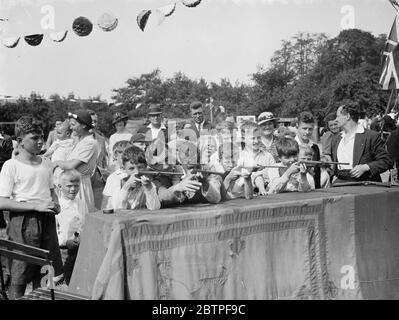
{"left": 0, "top": 0, "right": 202, "bottom": 48}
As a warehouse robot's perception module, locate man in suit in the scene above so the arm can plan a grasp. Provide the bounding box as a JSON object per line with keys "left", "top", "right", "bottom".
{"left": 184, "top": 101, "right": 212, "bottom": 139}
{"left": 328, "top": 102, "right": 393, "bottom": 182}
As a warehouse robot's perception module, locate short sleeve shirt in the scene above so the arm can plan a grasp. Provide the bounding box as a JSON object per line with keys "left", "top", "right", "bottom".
{"left": 67, "top": 135, "right": 99, "bottom": 177}
{"left": 0, "top": 157, "right": 53, "bottom": 202}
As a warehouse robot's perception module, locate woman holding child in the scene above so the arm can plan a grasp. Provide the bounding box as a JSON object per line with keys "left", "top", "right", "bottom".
{"left": 53, "top": 110, "right": 99, "bottom": 213}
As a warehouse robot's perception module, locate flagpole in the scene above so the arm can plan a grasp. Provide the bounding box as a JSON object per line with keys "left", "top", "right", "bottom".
{"left": 385, "top": 89, "right": 395, "bottom": 117}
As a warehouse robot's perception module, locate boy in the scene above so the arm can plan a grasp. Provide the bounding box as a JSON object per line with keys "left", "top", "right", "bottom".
{"left": 267, "top": 137, "right": 315, "bottom": 194}
{"left": 113, "top": 146, "right": 160, "bottom": 210}
{"left": 56, "top": 169, "right": 86, "bottom": 285}
{"left": 224, "top": 121, "right": 275, "bottom": 199}
{"left": 0, "top": 116, "right": 63, "bottom": 299}
{"left": 102, "top": 140, "right": 132, "bottom": 210}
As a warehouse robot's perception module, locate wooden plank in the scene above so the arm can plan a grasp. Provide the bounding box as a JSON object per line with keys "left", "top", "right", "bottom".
{"left": 0, "top": 249, "right": 49, "bottom": 266}
{"left": 0, "top": 239, "right": 50, "bottom": 259}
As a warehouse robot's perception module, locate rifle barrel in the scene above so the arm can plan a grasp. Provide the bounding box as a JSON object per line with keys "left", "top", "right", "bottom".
{"left": 299, "top": 160, "right": 349, "bottom": 166}
{"left": 138, "top": 170, "right": 183, "bottom": 176}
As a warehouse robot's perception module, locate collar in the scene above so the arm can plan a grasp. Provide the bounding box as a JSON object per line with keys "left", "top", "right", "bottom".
{"left": 295, "top": 135, "right": 314, "bottom": 147}
{"left": 147, "top": 123, "right": 166, "bottom": 130}
{"left": 340, "top": 124, "right": 365, "bottom": 137}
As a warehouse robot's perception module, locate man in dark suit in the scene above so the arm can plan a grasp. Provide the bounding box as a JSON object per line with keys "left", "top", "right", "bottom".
{"left": 184, "top": 101, "right": 212, "bottom": 139}
{"left": 328, "top": 102, "right": 393, "bottom": 182}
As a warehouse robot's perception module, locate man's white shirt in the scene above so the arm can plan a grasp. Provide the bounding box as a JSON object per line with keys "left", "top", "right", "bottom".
{"left": 337, "top": 124, "right": 364, "bottom": 170}
{"left": 147, "top": 123, "right": 166, "bottom": 140}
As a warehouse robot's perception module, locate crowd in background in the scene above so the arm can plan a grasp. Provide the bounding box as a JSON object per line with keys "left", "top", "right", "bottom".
{"left": 0, "top": 100, "right": 398, "bottom": 299}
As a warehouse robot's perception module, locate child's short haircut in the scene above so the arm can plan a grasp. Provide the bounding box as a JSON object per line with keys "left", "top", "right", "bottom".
{"left": 122, "top": 146, "right": 147, "bottom": 165}
{"left": 298, "top": 112, "right": 315, "bottom": 125}
{"left": 15, "top": 116, "right": 43, "bottom": 138}
{"left": 60, "top": 169, "right": 81, "bottom": 183}
{"left": 113, "top": 140, "right": 133, "bottom": 153}
{"left": 275, "top": 137, "right": 299, "bottom": 158}
{"left": 240, "top": 120, "right": 259, "bottom": 136}
{"left": 299, "top": 144, "right": 314, "bottom": 158}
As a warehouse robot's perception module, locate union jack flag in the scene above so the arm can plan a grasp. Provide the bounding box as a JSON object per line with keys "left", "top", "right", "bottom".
{"left": 380, "top": 15, "right": 399, "bottom": 90}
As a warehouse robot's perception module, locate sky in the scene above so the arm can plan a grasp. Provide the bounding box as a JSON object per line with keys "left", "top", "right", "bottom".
{"left": 0, "top": 0, "right": 396, "bottom": 102}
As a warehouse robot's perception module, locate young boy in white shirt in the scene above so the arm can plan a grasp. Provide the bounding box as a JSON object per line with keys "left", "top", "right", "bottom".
{"left": 267, "top": 137, "right": 314, "bottom": 194}
{"left": 224, "top": 121, "right": 275, "bottom": 199}
{"left": 0, "top": 116, "right": 63, "bottom": 299}
{"left": 56, "top": 169, "right": 86, "bottom": 285}
{"left": 113, "top": 146, "right": 161, "bottom": 210}
{"left": 102, "top": 140, "right": 132, "bottom": 210}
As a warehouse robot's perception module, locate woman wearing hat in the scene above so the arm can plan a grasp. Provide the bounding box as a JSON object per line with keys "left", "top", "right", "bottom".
{"left": 53, "top": 109, "right": 99, "bottom": 213}
{"left": 257, "top": 112, "right": 279, "bottom": 161}
{"left": 108, "top": 112, "right": 132, "bottom": 171}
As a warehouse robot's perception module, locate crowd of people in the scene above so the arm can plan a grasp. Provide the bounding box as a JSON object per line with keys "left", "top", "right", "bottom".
{"left": 0, "top": 100, "right": 398, "bottom": 299}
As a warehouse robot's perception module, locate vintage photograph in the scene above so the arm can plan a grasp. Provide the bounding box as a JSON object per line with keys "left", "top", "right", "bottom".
{"left": 1, "top": 0, "right": 399, "bottom": 303}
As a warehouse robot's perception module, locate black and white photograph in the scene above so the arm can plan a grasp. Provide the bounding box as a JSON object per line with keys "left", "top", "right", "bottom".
{"left": 1, "top": 0, "right": 399, "bottom": 305}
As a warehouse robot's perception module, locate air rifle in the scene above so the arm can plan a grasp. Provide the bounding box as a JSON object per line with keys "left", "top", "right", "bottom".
{"left": 297, "top": 160, "right": 349, "bottom": 166}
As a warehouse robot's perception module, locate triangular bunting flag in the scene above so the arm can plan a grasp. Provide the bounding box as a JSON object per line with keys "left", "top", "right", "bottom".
{"left": 181, "top": 0, "right": 202, "bottom": 8}
{"left": 137, "top": 10, "right": 152, "bottom": 31}
{"left": 24, "top": 34, "right": 44, "bottom": 46}
{"left": 2, "top": 36, "right": 20, "bottom": 48}
{"left": 49, "top": 30, "right": 68, "bottom": 42}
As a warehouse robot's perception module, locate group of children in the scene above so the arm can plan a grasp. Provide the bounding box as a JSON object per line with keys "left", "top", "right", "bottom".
{"left": 0, "top": 112, "right": 322, "bottom": 299}
{"left": 98, "top": 119, "right": 319, "bottom": 213}
{"left": 0, "top": 116, "right": 84, "bottom": 299}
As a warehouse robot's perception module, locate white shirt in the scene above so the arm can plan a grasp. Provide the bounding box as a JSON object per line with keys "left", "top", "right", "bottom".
{"left": 0, "top": 158, "right": 54, "bottom": 202}
{"left": 295, "top": 135, "right": 315, "bottom": 148}
{"left": 337, "top": 124, "right": 365, "bottom": 170}
{"left": 56, "top": 196, "right": 86, "bottom": 246}
{"left": 102, "top": 169, "right": 127, "bottom": 210}
{"left": 49, "top": 138, "right": 74, "bottom": 162}
{"left": 147, "top": 123, "right": 166, "bottom": 141}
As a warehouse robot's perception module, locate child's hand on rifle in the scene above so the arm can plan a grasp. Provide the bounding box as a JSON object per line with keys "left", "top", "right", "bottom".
{"left": 140, "top": 175, "right": 152, "bottom": 189}
{"left": 124, "top": 174, "right": 142, "bottom": 189}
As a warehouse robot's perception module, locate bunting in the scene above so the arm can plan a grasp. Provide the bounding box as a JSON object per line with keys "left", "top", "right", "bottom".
{"left": 24, "top": 34, "right": 44, "bottom": 46}
{"left": 380, "top": 15, "right": 399, "bottom": 90}
{"left": 1, "top": 1, "right": 202, "bottom": 47}
{"left": 49, "top": 30, "right": 68, "bottom": 42}
{"left": 72, "top": 16, "right": 93, "bottom": 37}
{"left": 97, "top": 13, "right": 118, "bottom": 32}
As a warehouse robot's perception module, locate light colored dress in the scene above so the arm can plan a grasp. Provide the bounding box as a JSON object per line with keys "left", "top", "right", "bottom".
{"left": 67, "top": 135, "right": 99, "bottom": 213}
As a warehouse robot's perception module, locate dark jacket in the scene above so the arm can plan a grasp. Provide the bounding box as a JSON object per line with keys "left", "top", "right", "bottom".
{"left": 185, "top": 120, "right": 213, "bottom": 139}
{"left": 329, "top": 129, "right": 393, "bottom": 182}
{"left": 0, "top": 134, "right": 13, "bottom": 172}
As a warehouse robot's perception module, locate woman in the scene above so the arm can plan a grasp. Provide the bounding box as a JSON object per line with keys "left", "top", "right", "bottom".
{"left": 257, "top": 111, "right": 279, "bottom": 161}
{"left": 108, "top": 112, "right": 132, "bottom": 171}
{"left": 54, "top": 109, "right": 99, "bottom": 213}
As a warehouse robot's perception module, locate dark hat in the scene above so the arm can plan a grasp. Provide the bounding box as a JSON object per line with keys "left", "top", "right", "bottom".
{"left": 148, "top": 104, "right": 162, "bottom": 115}
{"left": 258, "top": 112, "right": 279, "bottom": 125}
{"left": 68, "top": 110, "right": 93, "bottom": 129}
{"left": 112, "top": 112, "right": 128, "bottom": 125}
{"left": 190, "top": 101, "right": 203, "bottom": 109}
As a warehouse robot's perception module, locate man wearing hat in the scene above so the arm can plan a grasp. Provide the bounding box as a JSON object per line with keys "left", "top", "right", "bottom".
{"left": 108, "top": 112, "right": 132, "bottom": 170}
{"left": 257, "top": 111, "right": 279, "bottom": 161}
{"left": 136, "top": 104, "right": 169, "bottom": 166}
{"left": 185, "top": 101, "right": 212, "bottom": 139}
{"left": 137, "top": 104, "right": 168, "bottom": 141}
